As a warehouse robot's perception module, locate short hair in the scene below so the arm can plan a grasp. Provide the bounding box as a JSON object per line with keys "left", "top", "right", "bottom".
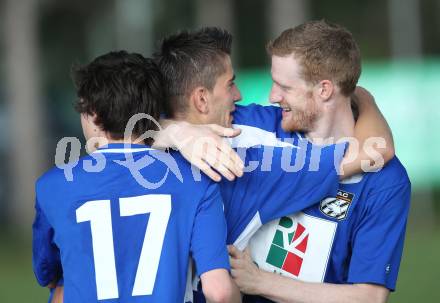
{"left": 153, "top": 27, "right": 232, "bottom": 117}
{"left": 267, "top": 20, "right": 361, "bottom": 96}
{"left": 72, "top": 51, "right": 163, "bottom": 144}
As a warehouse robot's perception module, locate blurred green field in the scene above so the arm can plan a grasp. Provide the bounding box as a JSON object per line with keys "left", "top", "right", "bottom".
{"left": 388, "top": 227, "right": 440, "bottom": 303}
{"left": 1, "top": 227, "right": 439, "bottom": 302}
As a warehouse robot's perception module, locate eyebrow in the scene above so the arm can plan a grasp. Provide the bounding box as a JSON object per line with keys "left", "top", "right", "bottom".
{"left": 273, "top": 78, "right": 290, "bottom": 90}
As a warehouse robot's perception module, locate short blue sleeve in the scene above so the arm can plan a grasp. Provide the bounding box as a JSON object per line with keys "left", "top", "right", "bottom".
{"left": 32, "top": 197, "right": 61, "bottom": 287}
{"left": 347, "top": 181, "right": 411, "bottom": 290}
{"left": 255, "top": 142, "right": 347, "bottom": 224}
{"left": 191, "top": 183, "right": 229, "bottom": 276}
{"left": 222, "top": 141, "right": 346, "bottom": 244}
{"left": 233, "top": 104, "right": 283, "bottom": 133}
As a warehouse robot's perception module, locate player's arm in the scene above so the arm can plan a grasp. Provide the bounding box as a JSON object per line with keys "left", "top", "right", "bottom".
{"left": 191, "top": 183, "right": 241, "bottom": 303}
{"left": 249, "top": 142, "right": 346, "bottom": 226}
{"left": 153, "top": 119, "right": 244, "bottom": 182}
{"left": 50, "top": 286, "right": 64, "bottom": 303}
{"left": 340, "top": 86, "right": 395, "bottom": 177}
{"left": 32, "top": 197, "right": 62, "bottom": 287}
{"left": 229, "top": 248, "right": 389, "bottom": 303}
{"left": 201, "top": 269, "right": 241, "bottom": 303}
{"left": 232, "top": 89, "right": 394, "bottom": 178}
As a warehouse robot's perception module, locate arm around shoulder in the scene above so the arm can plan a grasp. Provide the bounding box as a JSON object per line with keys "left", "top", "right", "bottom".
{"left": 340, "top": 87, "right": 395, "bottom": 178}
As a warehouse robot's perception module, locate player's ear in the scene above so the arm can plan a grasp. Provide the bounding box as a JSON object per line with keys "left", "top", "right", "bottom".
{"left": 316, "top": 80, "right": 334, "bottom": 102}
{"left": 90, "top": 112, "right": 99, "bottom": 123}
{"left": 85, "top": 112, "right": 100, "bottom": 128}
{"left": 191, "top": 86, "right": 210, "bottom": 114}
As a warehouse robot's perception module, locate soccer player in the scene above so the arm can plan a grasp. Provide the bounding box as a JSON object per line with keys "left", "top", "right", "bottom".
{"left": 32, "top": 51, "right": 241, "bottom": 303}
{"left": 152, "top": 27, "right": 396, "bottom": 303}
{"left": 228, "top": 21, "right": 411, "bottom": 303}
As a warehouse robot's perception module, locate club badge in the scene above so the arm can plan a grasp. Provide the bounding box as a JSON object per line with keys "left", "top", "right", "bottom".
{"left": 319, "top": 190, "right": 354, "bottom": 220}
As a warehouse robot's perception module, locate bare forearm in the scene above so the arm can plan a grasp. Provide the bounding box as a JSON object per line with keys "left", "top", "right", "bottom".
{"left": 230, "top": 282, "right": 243, "bottom": 303}
{"left": 340, "top": 87, "right": 394, "bottom": 177}
{"left": 50, "top": 286, "right": 64, "bottom": 303}
{"left": 256, "top": 271, "right": 388, "bottom": 303}
{"left": 354, "top": 89, "right": 394, "bottom": 154}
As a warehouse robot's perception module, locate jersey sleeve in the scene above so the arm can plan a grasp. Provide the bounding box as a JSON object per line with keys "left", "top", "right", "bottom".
{"left": 255, "top": 142, "right": 347, "bottom": 224}
{"left": 32, "top": 197, "right": 62, "bottom": 287}
{"left": 190, "top": 182, "right": 230, "bottom": 277}
{"left": 347, "top": 181, "right": 411, "bottom": 290}
{"left": 233, "top": 104, "right": 282, "bottom": 133}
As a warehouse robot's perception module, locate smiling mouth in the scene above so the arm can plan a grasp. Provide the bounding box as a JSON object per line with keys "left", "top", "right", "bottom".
{"left": 280, "top": 105, "right": 292, "bottom": 112}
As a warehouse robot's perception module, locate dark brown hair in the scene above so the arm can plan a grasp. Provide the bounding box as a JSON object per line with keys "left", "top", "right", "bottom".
{"left": 72, "top": 51, "right": 163, "bottom": 144}
{"left": 154, "top": 27, "right": 232, "bottom": 117}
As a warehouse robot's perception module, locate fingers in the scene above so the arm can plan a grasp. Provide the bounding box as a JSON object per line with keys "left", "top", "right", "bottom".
{"left": 191, "top": 158, "right": 222, "bottom": 182}
{"left": 185, "top": 147, "right": 236, "bottom": 182}
{"left": 228, "top": 245, "right": 242, "bottom": 273}
{"left": 207, "top": 124, "right": 242, "bottom": 138}
{"left": 204, "top": 148, "right": 237, "bottom": 181}
{"left": 209, "top": 148, "right": 243, "bottom": 180}
{"left": 198, "top": 139, "right": 243, "bottom": 181}
{"left": 228, "top": 245, "right": 242, "bottom": 258}
{"left": 217, "top": 140, "right": 244, "bottom": 177}
{"left": 243, "top": 247, "right": 252, "bottom": 257}
{"left": 203, "top": 125, "right": 244, "bottom": 178}
{"left": 166, "top": 122, "right": 244, "bottom": 181}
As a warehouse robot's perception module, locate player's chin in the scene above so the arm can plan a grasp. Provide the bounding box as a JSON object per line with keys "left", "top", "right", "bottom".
{"left": 281, "top": 119, "right": 297, "bottom": 132}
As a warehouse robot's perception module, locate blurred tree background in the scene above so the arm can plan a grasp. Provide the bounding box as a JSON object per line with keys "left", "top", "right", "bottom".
{"left": 0, "top": 0, "right": 439, "bottom": 302}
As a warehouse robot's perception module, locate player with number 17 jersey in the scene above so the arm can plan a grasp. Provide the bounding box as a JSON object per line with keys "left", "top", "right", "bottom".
{"left": 33, "top": 144, "right": 230, "bottom": 303}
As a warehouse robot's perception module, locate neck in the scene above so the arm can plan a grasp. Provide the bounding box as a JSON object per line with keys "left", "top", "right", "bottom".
{"left": 174, "top": 110, "right": 205, "bottom": 125}
{"left": 306, "top": 95, "right": 355, "bottom": 144}
{"left": 106, "top": 138, "right": 143, "bottom": 144}
{"left": 94, "top": 136, "right": 144, "bottom": 150}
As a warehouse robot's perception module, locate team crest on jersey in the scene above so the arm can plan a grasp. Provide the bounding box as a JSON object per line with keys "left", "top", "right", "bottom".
{"left": 265, "top": 217, "right": 309, "bottom": 277}
{"left": 319, "top": 190, "right": 354, "bottom": 220}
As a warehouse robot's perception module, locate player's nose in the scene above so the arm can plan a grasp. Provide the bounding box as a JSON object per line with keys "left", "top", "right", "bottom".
{"left": 269, "top": 87, "right": 282, "bottom": 104}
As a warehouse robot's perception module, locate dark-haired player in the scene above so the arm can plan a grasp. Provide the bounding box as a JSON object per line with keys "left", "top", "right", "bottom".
{"left": 32, "top": 51, "right": 241, "bottom": 303}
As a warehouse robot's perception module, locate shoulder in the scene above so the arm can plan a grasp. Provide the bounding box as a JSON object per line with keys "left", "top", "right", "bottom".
{"left": 235, "top": 103, "right": 281, "bottom": 115}
{"left": 356, "top": 157, "right": 411, "bottom": 211}
{"left": 366, "top": 156, "right": 410, "bottom": 191}
{"left": 162, "top": 150, "right": 216, "bottom": 189}
{"left": 233, "top": 104, "right": 281, "bottom": 127}
{"left": 36, "top": 163, "right": 76, "bottom": 192}
{"left": 35, "top": 153, "right": 97, "bottom": 201}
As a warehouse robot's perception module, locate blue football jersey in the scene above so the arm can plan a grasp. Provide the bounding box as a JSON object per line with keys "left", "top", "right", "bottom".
{"left": 221, "top": 142, "right": 346, "bottom": 248}
{"left": 192, "top": 115, "right": 348, "bottom": 303}
{"left": 33, "top": 144, "right": 229, "bottom": 303}
{"left": 231, "top": 104, "right": 411, "bottom": 302}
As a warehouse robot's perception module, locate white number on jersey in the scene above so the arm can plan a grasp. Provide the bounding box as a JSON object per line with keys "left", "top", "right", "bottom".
{"left": 76, "top": 194, "right": 171, "bottom": 300}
